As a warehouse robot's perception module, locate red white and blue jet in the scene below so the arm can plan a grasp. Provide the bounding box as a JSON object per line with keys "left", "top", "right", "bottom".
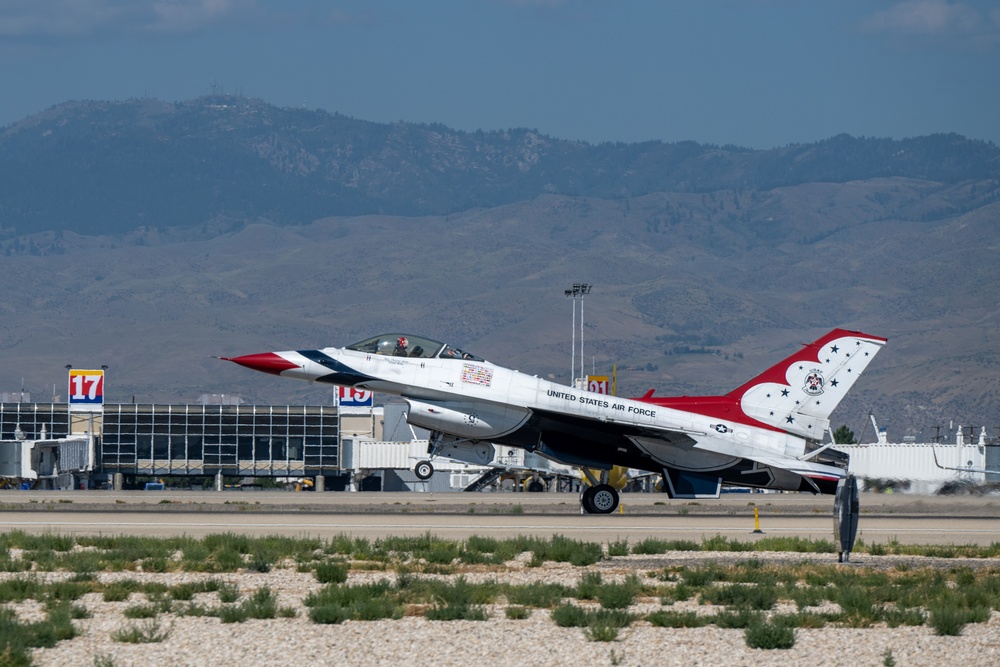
{"left": 225, "top": 329, "right": 886, "bottom": 513}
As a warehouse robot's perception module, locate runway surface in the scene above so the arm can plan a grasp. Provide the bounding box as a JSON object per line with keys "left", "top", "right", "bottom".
{"left": 1, "top": 489, "right": 998, "bottom": 545}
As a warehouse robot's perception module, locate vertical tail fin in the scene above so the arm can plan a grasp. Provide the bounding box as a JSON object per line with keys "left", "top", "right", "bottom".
{"left": 727, "top": 329, "right": 887, "bottom": 440}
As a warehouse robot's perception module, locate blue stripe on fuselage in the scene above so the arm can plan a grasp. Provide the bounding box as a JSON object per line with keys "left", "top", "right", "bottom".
{"left": 297, "top": 350, "right": 374, "bottom": 386}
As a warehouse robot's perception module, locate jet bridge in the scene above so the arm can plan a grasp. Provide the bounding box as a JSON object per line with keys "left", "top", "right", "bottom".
{"left": 0, "top": 435, "right": 93, "bottom": 490}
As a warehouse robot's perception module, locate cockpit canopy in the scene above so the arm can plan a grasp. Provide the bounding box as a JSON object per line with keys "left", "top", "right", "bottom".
{"left": 346, "top": 334, "right": 483, "bottom": 362}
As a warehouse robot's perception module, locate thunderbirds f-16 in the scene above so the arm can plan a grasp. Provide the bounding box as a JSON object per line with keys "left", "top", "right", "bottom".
{"left": 224, "top": 329, "right": 886, "bottom": 514}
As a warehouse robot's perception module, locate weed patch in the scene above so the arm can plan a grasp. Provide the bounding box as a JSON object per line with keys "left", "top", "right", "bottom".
{"left": 744, "top": 618, "right": 796, "bottom": 649}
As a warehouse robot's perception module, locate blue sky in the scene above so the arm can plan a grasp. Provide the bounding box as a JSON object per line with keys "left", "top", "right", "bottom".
{"left": 1, "top": 0, "right": 998, "bottom": 148}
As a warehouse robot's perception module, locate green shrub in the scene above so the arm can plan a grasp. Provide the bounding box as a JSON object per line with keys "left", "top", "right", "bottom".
{"left": 647, "top": 610, "right": 710, "bottom": 628}
{"left": 36, "top": 603, "right": 79, "bottom": 642}
{"left": 304, "top": 581, "right": 403, "bottom": 621}
{"left": 463, "top": 535, "right": 501, "bottom": 555}
{"left": 679, "top": 564, "right": 727, "bottom": 586}
{"left": 217, "top": 604, "right": 249, "bottom": 624}
{"left": 537, "top": 536, "right": 603, "bottom": 566}
{"left": 744, "top": 619, "right": 796, "bottom": 649}
{"left": 66, "top": 603, "right": 91, "bottom": 620}
{"left": 424, "top": 604, "right": 488, "bottom": 621}
{"left": 670, "top": 582, "right": 693, "bottom": 602}
{"left": 409, "top": 577, "right": 499, "bottom": 607}
{"left": 309, "top": 604, "right": 349, "bottom": 624}
{"left": 168, "top": 583, "right": 199, "bottom": 601}
{"left": 711, "top": 607, "right": 761, "bottom": 629}
{"left": 111, "top": 619, "right": 171, "bottom": 644}
{"left": 633, "top": 538, "right": 700, "bottom": 554}
{"left": 883, "top": 607, "right": 926, "bottom": 628}
{"left": 606, "top": 539, "right": 630, "bottom": 557}
{"left": 575, "top": 572, "right": 603, "bottom": 600}
{"left": 243, "top": 586, "right": 278, "bottom": 619}
{"left": 247, "top": 555, "right": 272, "bottom": 573}
{"left": 929, "top": 605, "right": 967, "bottom": 636}
{"left": 217, "top": 582, "right": 240, "bottom": 604}
{"left": 0, "top": 577, "right": 44, "bottom": 603}
{"left": 140, "top": 557, "right": 168, "bottom": 573}
{"left": 585, "top": 622, "right": 620, "bottom": 642}
{"left": 551, "top": 603, "right": 589, "bottom": 627}
{"left": 424, "top": 543, "right": 461, "bottom": 565}
{"left": 505, "top": 606, "right": 531, "bottom": 620}
{"left": 45, "top": 579, "right": 92, "bottom": 603}
{"left": 123, "top": 604, "right": 160, "bottom": 620}
{"left": 174, "top": 602, "right": 212, "bottom": 617}
{"left": 789, "top": 585, "right": 829, "bottom": 610}
{"left": 506, "top": 583, "right": 567, "bottom": 608}
{"left": 102, "top": 580, "right": 140, "bottom": 603}
{"left": 754, "top": 536, "right": 835, "bottom": 553}
{"left": 835, "top": 584, "right": 885, "bottom": 626}
{"left": 596, "top": 580, "right": 638, "bottom": 610}
{"left": 314, "top": 561, "right": 349, "bottom": 584}
{"left": 306, "top": 581, "right": 393, "bottom": 608}
{"left": 630, "top": 538, "right": 670, "bottom": 555}
{"left": 587, "top": 609, "right": 635, "bottom": 629}
{"left": 350, "top": 596, "right": 404, "bottom": 621}
{"left": 701, "top": 583, "right": 778, "bottom": 611}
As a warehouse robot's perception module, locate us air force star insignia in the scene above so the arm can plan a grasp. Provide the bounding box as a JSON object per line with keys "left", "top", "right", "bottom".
{"left": 714, "top": 424, "right": 730, "bottom": 434}
{"left": 803, "top": 369, "right": 825, "bottom": 396}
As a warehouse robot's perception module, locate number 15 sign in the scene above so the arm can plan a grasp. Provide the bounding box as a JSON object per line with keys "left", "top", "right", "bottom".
{"left": 68, "top": 369, "right": 105, "bottom": 412}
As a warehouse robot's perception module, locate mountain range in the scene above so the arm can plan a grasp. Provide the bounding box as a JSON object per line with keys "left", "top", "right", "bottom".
{"left": 1, "top": 95, "right": 998, "bottom": 443}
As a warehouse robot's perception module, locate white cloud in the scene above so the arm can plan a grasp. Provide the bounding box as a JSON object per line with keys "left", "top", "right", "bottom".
{"left": 498, "top": 0, "right": 568, "bottom": 6}
{"left": 860, "top": 1, "right": 1000, "bottom": 47}
{"left": 147, "top": 0, "right": 239, "bottom": 33}
{"left": 0, "top": 0, "right": 252, "bottom": 37}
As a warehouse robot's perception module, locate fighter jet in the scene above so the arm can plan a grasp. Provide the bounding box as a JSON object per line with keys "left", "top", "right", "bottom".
{"left": 224, "top": 329, "right": 886, "bottom": 513}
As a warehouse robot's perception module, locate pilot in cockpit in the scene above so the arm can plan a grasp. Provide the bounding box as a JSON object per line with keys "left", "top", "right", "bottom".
{"left": 393, "top": 336, "right": 409, "bottom": 356}
{"left": 440, "top": 345, "right": 476, "bottom": 360}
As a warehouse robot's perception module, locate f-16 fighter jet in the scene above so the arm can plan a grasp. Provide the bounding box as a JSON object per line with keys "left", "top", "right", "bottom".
{"left": 225, "top": 329, "right": 885, "bottom": 514}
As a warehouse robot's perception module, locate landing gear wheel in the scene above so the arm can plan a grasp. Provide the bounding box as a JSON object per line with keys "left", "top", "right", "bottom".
{"left": 581, "top": 484, "right": 620, "bottom": 514}
{"left": 414, "top": 460, "right": 434, "bottom": 480}
{"left": 527, "top": 479, "right": 545, "bottom": 493}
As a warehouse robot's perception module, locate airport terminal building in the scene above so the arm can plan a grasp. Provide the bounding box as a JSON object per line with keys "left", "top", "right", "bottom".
{"left": 0, "top": 400, "right": 360, "bottom": 489}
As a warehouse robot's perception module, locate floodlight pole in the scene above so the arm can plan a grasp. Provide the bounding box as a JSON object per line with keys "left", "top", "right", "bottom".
{"left": 578, "top": 283, "right": 591, "bottom": 387}
{"left": 564, "top": 289, "right": 576, "bottom": 385}
{"left": 565, "top": 284, "right": 593, "bottom": 389}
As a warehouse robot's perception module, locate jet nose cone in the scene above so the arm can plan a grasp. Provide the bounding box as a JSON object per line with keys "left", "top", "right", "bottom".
{"left": 222, "top": 352, "right": 301, "bottom": 376}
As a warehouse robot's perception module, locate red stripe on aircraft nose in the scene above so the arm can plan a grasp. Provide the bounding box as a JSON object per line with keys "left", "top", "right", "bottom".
{"left": 224, "top": 353, "right": 300, "bottom": 376}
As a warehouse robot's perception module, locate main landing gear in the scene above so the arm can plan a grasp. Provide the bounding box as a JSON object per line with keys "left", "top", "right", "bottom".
{"left": 579, "top": 468, "right": 620, "bottom": 514}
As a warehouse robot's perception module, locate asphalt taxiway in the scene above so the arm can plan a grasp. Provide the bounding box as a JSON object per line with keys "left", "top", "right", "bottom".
{"left": 1, "top": 490, "right": 997, "bottom": 545}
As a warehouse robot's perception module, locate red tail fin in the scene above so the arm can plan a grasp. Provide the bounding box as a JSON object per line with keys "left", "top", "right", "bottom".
{"left": 727, "top": 329, "right": 887, "bottom": 439}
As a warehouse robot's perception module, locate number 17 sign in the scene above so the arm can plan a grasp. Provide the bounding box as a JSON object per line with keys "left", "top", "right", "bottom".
{"left": 68, "top": 369, "right": 105, "bottom": 412}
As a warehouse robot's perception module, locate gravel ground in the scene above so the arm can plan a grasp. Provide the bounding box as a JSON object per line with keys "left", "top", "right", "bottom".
{"left": 12, "top": 551, "right": 999, "bottom": 667}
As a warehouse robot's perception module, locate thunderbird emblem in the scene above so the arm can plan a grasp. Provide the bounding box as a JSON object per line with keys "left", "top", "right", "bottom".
{"left": 804, "top": 369, "right": 825, "bottom": 396}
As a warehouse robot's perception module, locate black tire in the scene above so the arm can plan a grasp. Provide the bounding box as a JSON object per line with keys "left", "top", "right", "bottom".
{"left": 414, "top": 460, "right": 434, "bottom": 480}
{"left": 582, "top": 484, "right": 619, "bottom": 514}
{"left": 527, "top": 479, "right": 545, "bottom": 493}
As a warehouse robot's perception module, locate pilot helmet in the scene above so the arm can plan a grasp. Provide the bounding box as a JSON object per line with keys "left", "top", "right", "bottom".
{"left": 397, "top": 336, "right": 408, "bottom": 348}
